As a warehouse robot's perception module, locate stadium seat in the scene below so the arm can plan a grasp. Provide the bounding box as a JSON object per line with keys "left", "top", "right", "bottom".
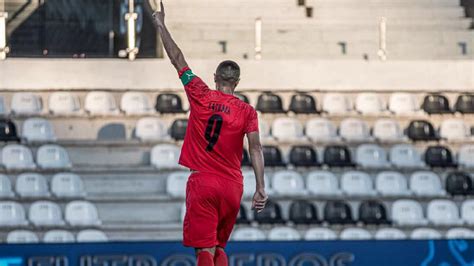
{"left": 271, "top": 118, "right": 304, "bottom": 141}
{"left": 48, "top": 92, "right": 82, "bottom": 115}
{"left": 355, "top": 93, "right": 385, "bottom": 115}
{"left": 410, "top": 171, "right": 445, "bottom": 196}
{"left": 410, "top": 228, "right": 442, "bottom": 240}
{"left": 458, "top": 145, "right": 474, "bottom": 168}
{"left": 256, "top": 92, "right": 285, "bottom": 113}
{"left": 236, "top": 205, "right": 249, "bottom": 224}
{"left": 0, "top": 201, "right": 28, "bottom": 226}
{"left": 232, "top": 227, "right": 266, "bottom": 241}
{"left": 446, "top": 171, "right": 473, "bottom": 196}
{"left": 304, "top": 228, "right": 337, "bottom": 240}
{"left": 391, "top": 200, "right": 428, "bottom": 225}
{"left": 446, "top": 228, "right": 474, "bottom": 239}
{"left": 406, "top": 120, "right": 438, "bottom": 141}
{"left": 355, "top": 144, "right": 390, "bottom": 168}
{"left": 455, "top": 94, "right": 474, "bottom": 114}
{"left": 289, "top": 93, "right": 318, "bottom": 114}
{"left": 372, "top": 119, "right": 404, "bottom": 142}
{"left": 323, "top": 145, "right": 354, "bottom": 167}
{"left": 29, "top": 201, "right": 65, "bottom": 226}
{"left": 422, "top": 94, "right": 452, "bottom": 114}
{"left": 242, "top": 149, "right": 251, "bottom": 167}
{"left": 305, "top": 118, "right": 338, "bottom": 142}
{"left": 322, "top": 93, "right": 352, "bottom": 114}
{"left": 339, "top": 118, "right": 370, "bottom": 142}
{"left": 359, "top": 200, "right": 389, "bottom": 225}
{"left": 254, "top": 200, "right": 284, "bottom": 224}
{"left": 376, "top": 171, "right": 410, "bottom": 196}
{"left": 324, "top": 200, "right": 354, "bottom": 224}
{"left": 339, "top": 228, "right": 372, "bottom": 240}
{"left": 424, "top": 145, "right": 456, "bottom": 168}
{"left": 120, "top": 92, "right": 152, "bottom": 115}
{"left": 268, "top": 227, "right": 301, "bottom": 241}
{"left": 15, "top": 173, "right": 50, "bottom": 198}
{"left": 170, "top": 119, "right": 188, "bottom": 141}
{"left": 77, "top": 230, "right": 108, "bottom": 242}
{"left": 341, "top": 171, "right": 376, "bottom": 196}
{"left": 427, "top": 200, "right": 461, "bottom": 225}
{"left": 43, "top": 230, "right": 75, "bottom": 243}
{"left": 289, "top": 200, "right": 319, "bottom": 224}
{"left": 151, "top": 144, "right": 181, "bottom": 169}
{"left": 37, "top": 145, "right": 72, "bottom": 169}
{"left": 272, "top": 170, "right": 306, "bottom": 196}
{"left": 0, "top": 174, "right": 14, "bottom": 198}
{"left": 389, "top": 93, "right": 418, "bottom": 115}
{"left": 135, "top": 117, "right": 169, "bottom": 141}
{"left": 84, "top": 91, "right": 119, "bottom": 115}
{"left": 97, "top": 123, "right": 126, "bottom": 140}
{"left": 374, "top": 228, "right": 407, "bottom": 240}
{"left": 51, "top": 173, "right": 86, "bottom": 198}
{"left": 65, "top": 201, "right": 101, "bottom": 226}
{"left": 0, "top": 119, "right": 20, "bottom": 142}
{"left": 235, "top": 93, "right": 249, "bottom": 104}
{"left": 306, "top": 170, "right": 341, "bottom": 196}
{"left": 439, "top": 119, "right": 470, "bottom": 141}
{"left": 7, "top": 230, "right": 39, "bottom": 243}
{"left": 1, "top": 144, "right": 36, "bottom": 170}
{"left": 461, "top": 200, "right": 474, "bottom": 225}
{"left": 11, "top": 92, "right": 43, "bottom": 115}
{"left": 166, "top": 171, "right": 189, "bottom": 198}
{"left": 242, "top": 170, "right": 271, "bottom": 198}
{"left": 289, "top": 146, "right": 319, "bottom": 167}
{"left": 259, "top": 120, "right": 272, "bottom": 140}
{"left": 262, "top": 146, "right": 285, "bottom": 167}
{"left": 155, "top": 93, "right": 185, "bottom": 113}
{"left": 22, "top": 118, "right": 56, "bottom": 142}
{"left": 389, "top": 144, "right": 425, "bottom": 168}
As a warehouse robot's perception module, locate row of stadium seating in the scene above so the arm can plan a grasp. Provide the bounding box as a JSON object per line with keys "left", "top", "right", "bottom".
{"left": 1, "top": 92, "right": 473, "bottom": 116}
{"left": 3, "top": 229, "right": 107, "bottom": 244}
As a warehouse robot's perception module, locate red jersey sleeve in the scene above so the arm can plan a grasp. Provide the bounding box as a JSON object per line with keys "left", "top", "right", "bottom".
{"left": 178, "top": 67, "right": 211, "bottom": 103}
{"left": 245, "top": 108, "right": 259, "bottom": 134}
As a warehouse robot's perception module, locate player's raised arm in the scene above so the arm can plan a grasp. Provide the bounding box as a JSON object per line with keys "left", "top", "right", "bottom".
{"left": 152, "top": 1, "right": 188, "bottom": 72}
{"left": 247, "top": 132, "right": 268, "bottom": 213}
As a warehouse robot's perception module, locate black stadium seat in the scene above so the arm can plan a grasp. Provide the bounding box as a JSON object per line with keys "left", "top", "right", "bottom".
{"left": 425, "top": 145, "right": 456, "bottom": 168}
{"left": 455, "top": 94, "right": 474, "bottom": 114}
{"left": 170, "top": 119, "right": 188, "bottom": 140}
{"left": 406, "top": 120, "right": 438, "bottom": 141}
{"left": 256, "top": 92, "right": 285, "bottom": 113}
{"left": 289, "top": 93, "right": 318, "bottom": 114}
{"left": 289, "top": 146, "right": 320, "bottom": 167}
{"left": 254, "top": 200, "right": 284, "bottom": 224}
{"left": 263, "top": 146, "right": 285, "bottom": 167}
{"left": 236, "top": 205, "right": 250, "bottom": 224}
{"left": 446, "top": 171, "right": 473, "bottom": 196}
{"left": 422, "top": 94, "right": 452, "bottom": 114}
{"left": 323, "top": 145, "right": 354, "bottom": 167}
{"left": 155, "top": 93, "right": 185, "bottom": 113}
{"left": 324, "top": 200, "right": 354, "bottom": 224}
{"left": 0, "top": 119, "right": 20, "bottom": 142}
{"left": 289, "top": 200, "right": 319, "bottom": 224}
{"left": 235, "top": 93, "right": 249, "bottom": 104}
{"left": 242, "top": 149, "right": 251, "bottom": 166}
{"left": 359, "top": 200, "right": 389, "bottom": 225}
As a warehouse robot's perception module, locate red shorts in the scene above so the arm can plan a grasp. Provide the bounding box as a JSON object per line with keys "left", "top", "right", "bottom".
{"left": 183, "top": 172, "right": 243, "bottom": 248}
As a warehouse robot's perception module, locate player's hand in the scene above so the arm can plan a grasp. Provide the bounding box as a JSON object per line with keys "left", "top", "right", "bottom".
{"left": 152, "top": 1, "right": 165, "bottom": 28}
{"left": 252, "top": 188, "right": 268, "bottom": 213}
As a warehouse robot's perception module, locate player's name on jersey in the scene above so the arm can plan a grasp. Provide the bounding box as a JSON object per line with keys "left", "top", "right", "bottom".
{"left": 208, "top": 102, "right": 231, "bottom": 114}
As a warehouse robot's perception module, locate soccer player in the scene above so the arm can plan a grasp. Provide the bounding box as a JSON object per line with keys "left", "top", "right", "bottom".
{"left": 153, "top": 2, "right": 268, "bottom": 266}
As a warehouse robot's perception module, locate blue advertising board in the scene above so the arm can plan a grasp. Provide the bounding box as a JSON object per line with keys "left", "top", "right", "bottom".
{"left": 1, "top": 240, "right": 473, "bottom": 266}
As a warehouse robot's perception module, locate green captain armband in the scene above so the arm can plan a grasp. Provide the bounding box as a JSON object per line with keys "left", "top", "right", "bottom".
{"left": 180, "top": 70, "right": 197, "bottom": 86}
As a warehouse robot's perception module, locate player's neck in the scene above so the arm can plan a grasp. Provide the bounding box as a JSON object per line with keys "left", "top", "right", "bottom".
{"left": 217, "top": 86, "right": 234, "bottom": 96}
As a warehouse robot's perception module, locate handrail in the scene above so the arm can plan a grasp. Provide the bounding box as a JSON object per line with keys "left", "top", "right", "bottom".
{"left": 6, "top": 0, "right": 32, "bottom": 25}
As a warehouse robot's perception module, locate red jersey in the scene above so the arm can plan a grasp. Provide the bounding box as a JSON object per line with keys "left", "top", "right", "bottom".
{"left": 177, "top": 67, "right": 259, "bottom": 184}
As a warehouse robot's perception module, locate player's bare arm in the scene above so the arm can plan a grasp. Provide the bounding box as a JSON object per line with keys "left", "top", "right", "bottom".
{"left": 247, "top": 132, "right": 268, "bottom": 213}
{"left": 152, "top": 1, "right": 188, "bottom": 72}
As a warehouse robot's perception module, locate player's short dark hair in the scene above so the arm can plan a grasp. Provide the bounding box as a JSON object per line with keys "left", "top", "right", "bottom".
{"left": 215, "top": 60, "right": 240, "bottom": 87}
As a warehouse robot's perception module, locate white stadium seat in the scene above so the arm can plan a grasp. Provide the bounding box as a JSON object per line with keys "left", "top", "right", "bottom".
{"left": 339, "top": 118, "right": 370, "bottom": 142}
{"left": 259, "top": 120, "right": 272, "bottom": 140}
{"left": 304, "top": 228, "right": 337, "bottom": 240}
{"left": 180, "top": 203, "right": 186, "bottom": 223}
{"left": 440, "top": 119, "right": 470, "bottom": 141}
{"left": 1, "top": 144, "right": 36, "bottom": 170}
{"left": 11, "top": 92, "right": 43, "bottom": 115}
{"left": 77, "top": 229, "right": 108, "bottom": 242}
{"left": 322, "top": 93, "right": 352, "bottom": 114}
{"left": 48, "top": 92, "right": 82, "bottom": 115}
{"left": 305, "top": 118, "right": 338, "bottom": 142}
{"left": 43, "top": 230, "right": 75, "bottom": 243}
{"left": 341, "top": 171, "right": 375, "bottom": 196}
{"left": 242, "top": 170, "right": 271, "bottom": 198}
{"left": 458, "top": 145, "right": 474, "bottom": 168}
{"left": 0, "top": 201, "right": 28, "bottom": 226}
{"left": 37, "top": 145, "right": 72, "bottom": 169}
{"left": 389, "top": 144, "right": 425, "bottom": 168}
{"left": 272, "top": 170, "right": 306, "bottom": 196}
{"left": 121, "top": 92, "right": 153, "bottom": 115}
{"left": 84, "top": 91, "right": 119, "bottom": 115}
{"left": 389, "top": 93, "right": 419, "bottom": 115}
{"left": 410, "top": 228, "right": 442, "bottom": 240}
{"left": 376, "top": 171, "right": 410, "bottom": 196}
{"left": 7, "top": 230, "right": 39, "bottom": 243}
{"left": 15, "top": 173, "right": 50, "bottom": 198}
{"left": 65, "top": 201, "right": 101, "bottom": 226}
{"left": 339, "top": 228, "right": 372, "bottom": 240}
{"left": 29, "top": 201, "right": 65, "bottom": 226}
{"left": 271, "top": 118, "right": 304, "bottom": 141}
{"left": 374, "top": 228, "right": 407, "bottom": 240}
{"left": 356, "top": 144, "right": 390, "bottom": 168}
{"left": 410, "top": 171, "right": 445, "bottom": 196}
{"left": 306, "top": 171, "right": 341, "bottom": 196}
{"left": 166, "top": 171, "right": 189, "bottom": 198}
{"left": 232, "top": 227, "right": 266, "bottom": 241}
{"left": 22, "top": 118, "right": 56, "bottom": 142}
{"left": 427, "top": 200, "right": 461, "bottom": 225}
{"left": 0, "top": 174, "right": 14, "bottom": 198}
{"left": 355, "top": 93, "right": 385, "bottom": 115}
{"left": 373, "top": 119, "right": 404, "bottom": 142}
{"left": 446, "top": 228, "right": 474, "bottom": 239}
{"left": 51, "top": 173, "right": 86, "bottom": 198}
{"left": 151, "top": 144, "right": 181, "bottom": 170}
{"left": 268, "top": 227, "right": 301, "bottom": 241}
{"left": 392, "top": 199, "right": 428, "bottom": 226}
{"left": 461, "top": 200, "right": 474, "bottom": 225}
{"left": 135, "top": 117, "right": 169, "bottom": 141}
